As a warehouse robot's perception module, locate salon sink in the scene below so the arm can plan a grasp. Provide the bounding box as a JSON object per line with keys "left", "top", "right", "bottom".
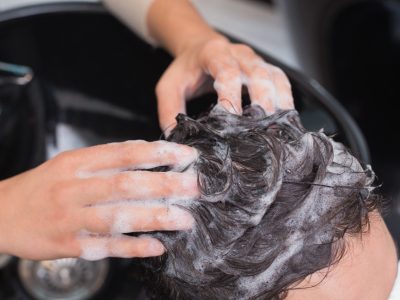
{"left": 281, "top": 0, "right": 400, "bottom": 260}
{"left": 0, "top": 2, "right": 378, "bottom": 300}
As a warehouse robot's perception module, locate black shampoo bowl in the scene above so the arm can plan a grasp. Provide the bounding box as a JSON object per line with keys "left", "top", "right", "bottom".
{"left": 0, "top": 3, "right": 374, "bottom": 300}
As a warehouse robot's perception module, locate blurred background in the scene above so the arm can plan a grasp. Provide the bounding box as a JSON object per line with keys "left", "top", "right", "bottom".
{"left": 0, "top": 0, "right": 399, "bottom": 299}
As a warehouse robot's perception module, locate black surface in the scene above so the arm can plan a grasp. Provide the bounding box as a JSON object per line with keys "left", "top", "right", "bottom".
{"left": 282, "top": 0, "right": 400, "bottom": 249}
{"left": 328, "top": 0, "right": 400, "bottom": 248}
{"left": 0, "top": 3, "right": 386, "bottom": 299}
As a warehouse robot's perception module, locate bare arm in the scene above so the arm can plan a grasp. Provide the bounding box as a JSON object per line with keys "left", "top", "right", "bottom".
{"left": 147, "top": 0, "right": 223, "bottom": 56}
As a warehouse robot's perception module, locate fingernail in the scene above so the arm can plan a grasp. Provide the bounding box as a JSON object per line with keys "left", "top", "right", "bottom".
{"left": 146, "top": 238, "right": 166, "bottom": 256}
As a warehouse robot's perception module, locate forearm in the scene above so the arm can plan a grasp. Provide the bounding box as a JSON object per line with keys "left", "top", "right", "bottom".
{"left": 0, "top": 185, "right": 4, "bottom": 254}
{"left": 103, "top": 0, "right": 157, "bottom": 44}
{"left": 103, "top": 0, "right": 225, "bottom": 56}
{"left": 0, "top": 178, "right": 11, "bottom": 254}
{"left": 148, "top": 0, "right": 224, "bottom": 56}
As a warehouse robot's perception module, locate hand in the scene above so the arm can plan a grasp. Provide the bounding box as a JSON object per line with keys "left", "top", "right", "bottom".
{"left": 0, "top": 141, "right": 198, "bottom": 260}
{"left": 156, "top": 37, "right": 295, "bottom": 133}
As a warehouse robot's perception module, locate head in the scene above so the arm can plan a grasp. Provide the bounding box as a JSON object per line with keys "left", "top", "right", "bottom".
{"left": 145, "top": 105, "right": 380, "bottom": 300}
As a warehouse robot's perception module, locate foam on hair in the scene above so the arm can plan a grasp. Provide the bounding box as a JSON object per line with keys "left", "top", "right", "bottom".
{"left": 145, "top": 105, "right": 380, "bottom": 300}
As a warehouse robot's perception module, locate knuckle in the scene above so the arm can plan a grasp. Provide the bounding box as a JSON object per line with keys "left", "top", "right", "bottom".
{"left": 160, "top": 173, "right": 174, "bottom": 195}
{"left": 253, "top": 66, "right": 270, "bottom": 78}
{"left": 49, "top": 181, "right": 71, "bottom": 205}
{"left": 46, "top": 197, "right": 78, "bottom": 237}
{"left": 63, "top": 238, "right": 81, "bottom": 258}
{"left": 152, "top": 140, "right": 169, "bottom": 150}
{"left": 153, "top": 141, "right": 185, "bottom": 162}
{"left": 181, "top": 174, "right": 199, "bottom": 196}
{"left": 118, "top": 141, "right": 147, "bottom": 166}
{"left": 54, "top": 209, "right": 69, "bottom": 225}
{"left": 154, "top": 208, "right": 168, "bottom": 229}
{"left": 230, "top": 68, "right": 242, "bottom": 79}
{"left": 53, "top": 151, "right": 76, "bottom": 169}
{"left": 118, "top": 144, "right": 137, "bottom": 166}
{"left": 80, "top": 210, "right": 92, "bottom": 230}
{"left": 234, "top": 43, "right": 254, "bottom": 54}
{"left": 202, "top": 38, "right": 227, "bottom": 53}
{"left": 113, "top": 173, "right": 132, "bottom": 194}
{"left": 217, "top": 68, "right": 241, "bottom": 83}
{"left": 150, "top": 144, "right": 169, "bottom": 163}
{"left": 87, "top": 209, "right": 110, "bottom": 233}
{"left": 49, "top": 204, "right": 71, "bottom": 232}
{"left": 272, "top": 66, "right": 289, "bottom": 81}
{"left": 94, "top": 218, "right": 110, "bottom": 233}
{"left": 56, "top": 233, "right": 83, "bottom": 258}
{"left": 54, "top": 231, "right": 74, "bottom": 247}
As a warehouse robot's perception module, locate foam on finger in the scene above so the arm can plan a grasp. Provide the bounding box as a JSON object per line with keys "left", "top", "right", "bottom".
{"left": 93, "top": 201, "right": 195, "bottom": 234}
{"left": 75, "top": 140, "right": 198, "bottom": 178}
{"left": 231, "top": 48, "right": 294, "bottom": 114}
{"left": 107, "top": 203, "right": 185, "bottom": 233}
{"left": 78, "top": 231, "right": 165, "bottom": 260}
{"left": 78, "top": 231, "right": 110, "bottom": 261}
{"left": 214, "top": 74, "right": 243, "bottom": 114}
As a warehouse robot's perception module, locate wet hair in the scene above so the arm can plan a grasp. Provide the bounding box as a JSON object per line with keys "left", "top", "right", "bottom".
{"left": 146, "top": 105, "right": 381, "bottom": 300}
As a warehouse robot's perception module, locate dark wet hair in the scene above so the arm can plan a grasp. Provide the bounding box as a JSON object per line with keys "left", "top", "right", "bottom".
{"left": 146, "top": 105, "right": 381, "bottom": 300}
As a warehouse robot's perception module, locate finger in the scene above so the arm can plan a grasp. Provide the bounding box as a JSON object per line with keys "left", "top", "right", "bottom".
{"left": 231, "top": 45, "right": 294, "bottom": 114}
{"left": 246, "top": 75, "right": 278, "bottom": 114}
{"left": 83, "top": 204, "right": 194, "bottom": 234}
{"left": 78, "top": 233, "right": 165, "bottom": 260}
{"left": 74, "top": 140, "right": 198, "bottom": 177}
{"left": 234, "top": 52, "right": 277, "bottom": 114}
{"left": 156, "top": 64, "right": 187, "bottom": 134}
{"left": 204, "top": 52, "right": 243, "bottom": 114}
{"left": 270, "top": 65, "right": 294, "bottom": 110}
{"left": 74, "top": 171, "right": 199, "bottom": 206}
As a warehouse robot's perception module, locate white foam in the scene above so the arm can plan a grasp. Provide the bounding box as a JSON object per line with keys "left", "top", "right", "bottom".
{"left": 156, "top": 206, "right": 195, "bottom": 230}
{"left": 249, "top": 78, "right": 279, "bottom": 107}
{"left": 213, "top": 76, "right": 243, "bottom": 114}
{"left": 78, "top": 231, "right": 110, "bottom": 261}
{"left": 75, "top": 140, "right": 198, "bottom": 178}
{"left": 76, "top": 168, "right": 125, "bottom": 179}
{"left": 156, "top": 109, "right": 377, "bottom": 298}
{"left": 94, "top": 199, "right": 195, "bottom": 234}
{"left": 110, "top": 208, "right": 139, "bottom": 233}
{"left": 238, "top": 232, "right": 304, "bottom": 298}
{"left": 78, "top": 231, "right": 165, "bottom": 259}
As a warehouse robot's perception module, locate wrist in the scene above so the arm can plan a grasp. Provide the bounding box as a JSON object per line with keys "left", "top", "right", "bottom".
{"left": 148, "top": 0, "right": 228, "bottom": 57}
{"left": 0, "top": 179, "right": 11, "bottom": 254}
{"left": 174, "top": 32, "right": 228, "bottom": 57}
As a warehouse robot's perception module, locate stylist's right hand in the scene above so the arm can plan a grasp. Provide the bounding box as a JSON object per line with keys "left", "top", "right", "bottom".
{"left": 0, "top": 141, "right": 198, "bottom": 261}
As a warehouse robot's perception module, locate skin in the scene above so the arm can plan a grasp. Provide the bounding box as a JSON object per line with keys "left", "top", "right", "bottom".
{"left": 148, "top": 0, "right": 293, "bottom": 133}
{"left": 7, "top": 5, "right": 397, "bottom": 300}
{"left": 0, "top": 0, "right": 293, "bottom": 260}
{"left": 0, "top": 141, "right": 199, "bottom": 260}
{"left": 1, "top": 3, "right": 395, "bottom": 298}
{"left": 287, "top": 213, "right": 398, "bottom": 299}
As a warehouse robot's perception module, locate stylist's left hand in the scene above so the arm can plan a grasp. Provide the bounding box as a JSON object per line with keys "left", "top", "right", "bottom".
{"left": 156, "top": 37, "right": 295, "bottom": 133}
